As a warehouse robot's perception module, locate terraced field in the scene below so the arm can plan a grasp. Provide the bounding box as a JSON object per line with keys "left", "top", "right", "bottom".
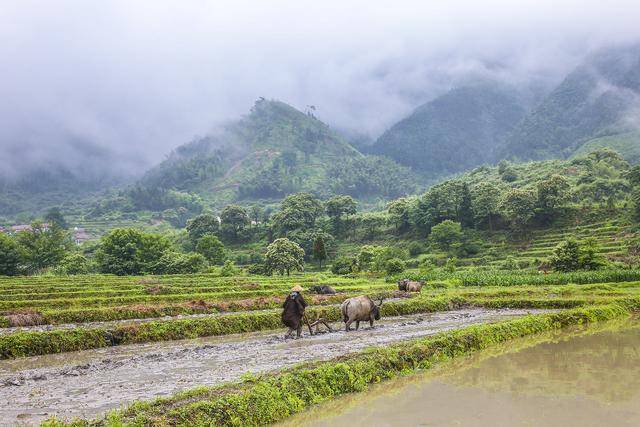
{"left": 465, "top": 219, "right": 635, "bottom": 267}
{"left": 3, "top": 270, "right": 640, "bottom": 426}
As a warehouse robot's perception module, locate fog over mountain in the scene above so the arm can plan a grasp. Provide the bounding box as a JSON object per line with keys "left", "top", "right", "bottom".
{"left": 1, "top": 0, "right": 640, "bottom": 181}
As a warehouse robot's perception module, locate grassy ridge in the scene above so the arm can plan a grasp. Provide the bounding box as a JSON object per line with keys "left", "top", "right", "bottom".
{"left": 0, "top": 296, "right": 458, "bottom": 359}
{"left": 3, "top": 293, "right": 638, "bottom": 359}
{"left": 45, "top": 302, "right": 637, "bottom": 426}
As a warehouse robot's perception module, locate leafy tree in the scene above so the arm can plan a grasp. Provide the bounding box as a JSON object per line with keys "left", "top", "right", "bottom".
{"left": 458, "top": 183, "right": 474, "bottom": 227}
{"left": 271, "top": 193, "right": 323, "bottom": 236}
{"left": 332, "top": 256, "right": 357, "bottom": 275}
{"left": 408, "top": 241, "right": 425, "bottom": 256}
{"left": 220, "top": 205, "right": 249, "bottom": 240}
{"left": 249, "top": 205, "right": 264, "bottom": 225}
{"left": 411, "top": 180, "right": 468, "bottom": 234}
{"left": 312, "top": 234, "right": 328, "bottom": 268}
{"left": 537, "top": 175, "right": 570, "bottom": 221}
{"left": 385, "top": 258, "right": 405, "bottom": 275}
{"left": 195, "top": 234, "right": 226, "bottom": 265}
{"left": 471, "top": 181, "right": 503, "bottom": 230}
{"left": 549, "top": 239, "right": 582, "bottom": 272}
{"left": 499, "top": 189, "right": 537, "bottom": 232}
{"left": 578, "top": 238, "right": 606, "bottom": 270}
{"left": 0, "top": 233, "right": 21, "bottom": 276}
{"left": 95, "top": 228, "right": 171, "bottom": 275}
{"left": 357, "top": 245, "right": 377, "bottom": 270}
{"left": 16, "top": 222, "right": 69, "bottom": 273}
{"left": 186, "top": 214, "right": 219, "bottom": 241}
{"left": 429, "top": 220, "right": 462, "bottom": 250}
{"left": 287, "top": 229, "right": 334, "bottom": 261}
{"left": 325, "top": 195, "right": 357, "bottom": 236}
{"left": 44, "top": 207, "right": 68, "bottom": 229}
{"left": 387, "top": 198, "right": 412, "bottom": 233}
{"left": 264, "top": 238, "right": 305, "bottom": 276}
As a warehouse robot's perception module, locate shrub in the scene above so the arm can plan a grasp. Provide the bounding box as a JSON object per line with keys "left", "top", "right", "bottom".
{"left": 429, "top": 220, "right": 462, "bottom": 250}
{"left": 332, "top": 256, "right": 357, "bottom": 275}
{"left": 549, "top": 238, "right": 605, "bottom": 272}
{"left": 157, "top": 252, "right": 208, "bottom": 274}
{"left": 408, "top": 242, "right": 425, "bottom": 256}
{"left": 502, "top": 256, "right": 518, "bottom": 270}
{"left": 220, "top": 260, "right": 240, "bottom": 277}
{"left": 385, "top": 258, "right": 406, "bottom": 275}
{"left": 55, "top": 253, "right": 91, "bottom": 275}
{"left": 196, "top": 234, "right": 226, "bottom": 265}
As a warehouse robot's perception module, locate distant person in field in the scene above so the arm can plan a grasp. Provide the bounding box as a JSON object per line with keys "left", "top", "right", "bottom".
{"left": 282, "top": 285, "right": 308, "bottom": 338}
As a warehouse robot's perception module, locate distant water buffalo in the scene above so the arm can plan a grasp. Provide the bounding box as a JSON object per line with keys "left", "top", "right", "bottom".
{"left": 397, "top": 279, "right": 425, "bottom": 292}
{"left": 340, "top": 295, "right": 383, "bottom": 331}
{"left": 310, "top": 285, "right": 337, "bottom": 295}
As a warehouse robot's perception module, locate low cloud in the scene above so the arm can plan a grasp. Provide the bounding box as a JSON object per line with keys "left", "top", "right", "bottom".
{"left": 1, "top": 0, "right": 639, "bottom": 180}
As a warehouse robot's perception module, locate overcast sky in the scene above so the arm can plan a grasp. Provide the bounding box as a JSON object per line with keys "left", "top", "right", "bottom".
{"left": 1, "top": 0, "right": 640, "bottom": 178}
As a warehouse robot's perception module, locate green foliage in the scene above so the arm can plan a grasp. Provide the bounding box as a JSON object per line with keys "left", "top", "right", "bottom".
{"left": 412, "top": 180, "right": 473, "bottom": 234}
{"left": 55, "top": 253, "right": 91, "bottom": 275}
{"left": 408, "top": 241, "right": 425, "bottom": 256}
{"left": 327, "top": 155, "right": 419, "bottom": 198}
{"left": 220, "top": 205, "right": 249, "bottom": 240}
{"left": 325, "top": 195, "right": 357, "bottom": 236}
{"left": 387, "top": 197, "right": 412, "bottom": 233}
{"left": 219, "top": 260, "right": 239, "bottom": 277}
{"left": 312, "top": 234, "right": 328, "bottom": 268}
{"left": 501, "top": 45, "right": 640, "bottom": 161}
{"left": 429, "top": 220, "right": 463, "bottom": 250}
{"left": 186, "top": 214, "right": 220, "bottom": 242}
{"left": 44, "top": 207, "right": 68, "bottom": 229}
{"left": 536, "top": 174, "right": 570, "bottom": 220}
{"left": 470, "top": 181, "right": 503, "bottom": 229}
{"left": 0, "top": 234, "right": 21, "bottom": 276}
{"left": 157, "top": 252, "right": 208, "bottom": 274}
{"left": 370, "top": 83, "right": 527, "bottom": 179}
{"left": 195, "top": 234, "right": 226, "bottom": 265}
{"left": 16, "top": 223, "right": 69, "bottom": 274}
{"left": 264, "top": 238, "right": 305, "bottom": 276}
{"left": 271, "top": 193, "right": 323, "bottom": 236}
{"left": 499, "top": 188, "right": 537, "bottom": 231}
{"left": 331, "top": 256, "right": 357, "bottom": 275}
{"left": 95, "top": 228, "right": 171, "bottom": 275}
{"left": 548, "top": 238, "right": 605, "bottom": 272}
{"left": 385, "top": 258, "right": 405, "bottom": 275}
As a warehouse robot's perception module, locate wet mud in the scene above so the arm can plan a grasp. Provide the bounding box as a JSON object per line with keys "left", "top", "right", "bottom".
{"left": 0, "top": 308, "right": 542, "bottom": 426}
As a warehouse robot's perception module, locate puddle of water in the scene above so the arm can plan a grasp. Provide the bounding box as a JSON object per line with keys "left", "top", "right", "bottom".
{"left": 0, "top": 308, "right": 538, "bottom": 426}
{"left": 281, "top": 318, "right": 640, "bottom": 427}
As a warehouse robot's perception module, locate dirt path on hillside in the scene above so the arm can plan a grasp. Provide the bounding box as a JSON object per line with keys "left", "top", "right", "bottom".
{"left": 0, "top": 308, "right": 547, "bottom": 426}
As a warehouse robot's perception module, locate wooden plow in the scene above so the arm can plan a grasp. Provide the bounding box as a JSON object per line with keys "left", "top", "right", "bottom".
{"left": 303, "top": 313, "right": 333, "bottom": 335}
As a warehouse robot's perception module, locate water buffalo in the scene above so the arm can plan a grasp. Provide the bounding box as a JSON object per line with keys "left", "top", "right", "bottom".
{"left": 310, "top": 285, "right": 337, "bottom": 295}
{"left": 340, "top": 295, "right": 383, "bottom": 331}
{"left": 397, "top": 279, "right": 425, "bottom": 292}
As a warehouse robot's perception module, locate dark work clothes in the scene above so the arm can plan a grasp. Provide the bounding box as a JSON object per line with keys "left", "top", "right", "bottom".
{"left": 281, "top": 292, "right": 308, "bottom": 329}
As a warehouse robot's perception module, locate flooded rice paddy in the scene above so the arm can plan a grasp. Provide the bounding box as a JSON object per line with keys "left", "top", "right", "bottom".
{"left": 282, "top": 317, "right": 640, "bottom": 427}
{"left": 0, "top": 308, "right": 537, "bottom": 426}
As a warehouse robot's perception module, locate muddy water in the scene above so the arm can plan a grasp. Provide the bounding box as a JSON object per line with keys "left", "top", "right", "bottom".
{"left": 282, "top": 318, "right": 640, "bottom": 427}
{"left": 0, "top": 308, "right": 538, "bottom": 426}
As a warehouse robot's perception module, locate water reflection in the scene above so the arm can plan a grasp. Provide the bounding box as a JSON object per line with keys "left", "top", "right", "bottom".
{"left": 281, "top": 319, "right": 640, "bottom": 427}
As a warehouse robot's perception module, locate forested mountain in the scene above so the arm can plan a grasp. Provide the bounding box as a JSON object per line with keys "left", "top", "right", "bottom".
{"left": 369, "top": 82, "right": 530, "bottom": 179}
{"left": 500, "top": 44, "right": 640, "bottom": 161}
{"left": 113, "top": 99, "right": 420, "bottom": 218}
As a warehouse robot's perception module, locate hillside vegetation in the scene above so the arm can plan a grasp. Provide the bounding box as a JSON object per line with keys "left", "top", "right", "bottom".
{"left": 370, "top": 82, "right": 529, "bottom": 178}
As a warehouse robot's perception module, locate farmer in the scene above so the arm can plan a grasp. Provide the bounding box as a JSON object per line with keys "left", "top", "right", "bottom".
{"left": 282, "top": 285, "right": 308, "bottom": 338}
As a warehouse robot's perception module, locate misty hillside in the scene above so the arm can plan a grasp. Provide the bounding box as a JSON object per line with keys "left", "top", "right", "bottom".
{"left": 123, "top": 99, "right": 420, "bottom": 213}
{"left": 369, "top": 82, "right": 529, "bottom": 178}
{"left": 500, "top": 44, "right": 640, "bottom": 161}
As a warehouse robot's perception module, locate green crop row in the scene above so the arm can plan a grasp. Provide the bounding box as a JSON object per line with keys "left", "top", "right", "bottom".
{"left": 44, "top": 302, "right": 637, "bottom": 426}
{"left": 5, "top": 294, "right": 637, "bottom": 360}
